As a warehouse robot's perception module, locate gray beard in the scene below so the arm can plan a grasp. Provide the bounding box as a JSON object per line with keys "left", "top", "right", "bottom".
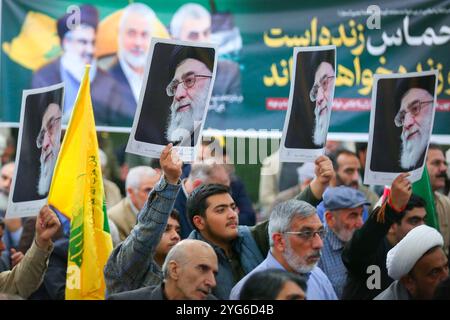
{"left": 166, "top": 88, "right": 208, "bottom": 144}
{"left": 313, "top": 104, "right": 330, "bottom": 146}
{"left": 119, "top": 49, "right": 147, "bottom": 70}
{"left": 400, "top": 121, "right": 431, "bottom": 169}
{"left": 282, "top": 238, "right": 319, "bottom": 274}
{"left": 37, "top": 146, "right": 59, "bottom": 196}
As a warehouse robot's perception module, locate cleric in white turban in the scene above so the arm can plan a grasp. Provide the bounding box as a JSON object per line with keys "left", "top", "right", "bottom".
{"left": 375, "top": 225, "right": 449, "bottom": 300}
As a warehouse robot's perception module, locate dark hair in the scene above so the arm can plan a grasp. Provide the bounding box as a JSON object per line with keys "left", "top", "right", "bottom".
{"left": 239, "top": 269, "right": 308, "bottom": 300}
{"left": 428, "top": 143, "right": 443, "bottom": 153}
{"left": 186, "top": 184, "right": 230, "bottom": 230}
{"left": 170, "top": 208, "right": 180, "bottom": 223}
{"left": 168, "top": 45, "right": 214, "bottom": 79}
{"left": 355, "top": 142, "right": 368, "bottom": 154}
{"left": 332, "top": 149, "right": 358, "bottom": 170}
{"left": 395, "top": 194, "right": 427, "bottom": 223}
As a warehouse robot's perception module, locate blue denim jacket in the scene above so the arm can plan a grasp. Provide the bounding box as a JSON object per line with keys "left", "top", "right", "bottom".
{"left": 104, "top": 177, "right": 181, "bottom": 295}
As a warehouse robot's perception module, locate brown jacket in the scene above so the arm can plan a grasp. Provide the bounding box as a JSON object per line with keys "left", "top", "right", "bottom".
{"left": 108, "top": 197, "right": 137, "bottom": 241}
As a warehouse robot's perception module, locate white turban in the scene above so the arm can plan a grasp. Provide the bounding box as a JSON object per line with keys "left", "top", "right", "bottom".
{"left": 386, "top": 225, "right": 443, "bottom": 280}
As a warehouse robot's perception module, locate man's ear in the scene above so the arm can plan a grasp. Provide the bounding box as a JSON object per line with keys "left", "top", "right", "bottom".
{"left": 192, "top": 179, "right": 202, "bottom": 190}
{"left": 168, "top": 260, "right": 179, "bottom": 280}
{"left": 272, "top": 233, "right": 286, "bottom": 252}
{"left": 192, "top": 215, "right": 205, "bottom": 231}
{"left": 324, "top": 211, "right": 334, "bottom": 227}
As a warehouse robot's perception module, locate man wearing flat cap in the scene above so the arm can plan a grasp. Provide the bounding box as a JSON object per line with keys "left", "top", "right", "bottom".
{"left": 32, "top": 5, "right": 132, "bottom": 126}
{"left": 375, "top": 225, "right": 448, "bottom": 300}
{"left": 165, "top": 46, "right": 214, "bottom": 146}
{"left": 319, "top": 186, "right": 369, "bottom": 299}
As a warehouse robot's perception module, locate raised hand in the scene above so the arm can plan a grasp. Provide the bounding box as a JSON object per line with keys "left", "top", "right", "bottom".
{"left": 310, "top": 155, "right": 335, "bottom": 199}
{"left": 35, "top": 205, "right": 61, "bottom": 250}
{"left": 389, "top": 172, "right": 412, "bottom": 212}
{"left": 160, "top": 143, "right": 183, "bottom": 185}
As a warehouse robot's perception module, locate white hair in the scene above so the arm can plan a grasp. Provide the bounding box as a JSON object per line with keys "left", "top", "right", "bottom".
{"left": 268, "top": 200, "right": 316, "bottom": 247}
{"left": 188, "top": 159, "right": 223, "bottom": 183}
{"left": 170, "top": 3, "right": 211, "bottom": 39}
{"left": 119, "top": 3, "right": 156, "bottom": 34}
{"left": 125, "top": 166, "right": 158, "bottom": 192}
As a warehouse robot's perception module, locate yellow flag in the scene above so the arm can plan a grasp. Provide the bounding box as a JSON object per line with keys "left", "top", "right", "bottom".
{"left": 48, "top": 66, "right": 113, "bottom": 300}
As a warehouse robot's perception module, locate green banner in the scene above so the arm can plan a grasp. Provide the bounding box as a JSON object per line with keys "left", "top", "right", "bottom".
{"left": 1, "top": 0, "right": 449, "bottom": 135}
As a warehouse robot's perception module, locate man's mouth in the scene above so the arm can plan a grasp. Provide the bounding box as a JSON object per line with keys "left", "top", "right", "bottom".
{"left": 197, "top": 288, "right": 209, "bottom": 298}
{"left": 44, "top": 152, "right": 52, "bottom": 163}
{"left": 176, "top": 104, "right": 191, "bottom": 113}
{"left": 318, "top": 105, "right": 328, "bottom": 116}
{"left": 406, "top": 130, "right": 419, "bottom": 140}
{"left": 226, "top": 221, "right": 237, "bottom": 229}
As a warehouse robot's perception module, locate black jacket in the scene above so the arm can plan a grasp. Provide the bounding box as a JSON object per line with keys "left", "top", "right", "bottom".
{"left": 341, "top": 203, "right": 402, "bottom": 300}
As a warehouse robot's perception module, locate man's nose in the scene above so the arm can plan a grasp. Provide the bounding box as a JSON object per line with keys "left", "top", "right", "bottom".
{"left": 205, "top": 271, "right": 216, "bottom": 288}
{"left": 42, "top": 131, "right": 51, "bottom": 151}
{"left": 403, "top": 111, "right": 415, "bottom": 130}
{"left": 171, "top": 229, "right": 181, "bottom": 242}
{"left": 355, "top": 216, "right": 364, "bottom": 229}
{"left": 312, "top": 232, "right": 324, "bottom": 250}
{"left": 174, "top": 83, "right": 187, "bottom": 101}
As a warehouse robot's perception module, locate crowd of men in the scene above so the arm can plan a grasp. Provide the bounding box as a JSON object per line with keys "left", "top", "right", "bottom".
{"left": 0, "top": 140, "right": 449, "bottom": 300}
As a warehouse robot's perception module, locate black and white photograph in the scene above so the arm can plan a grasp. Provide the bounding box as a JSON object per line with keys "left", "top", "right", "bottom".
{"left": 280, "top": 45, "right": 336, "bottom": 163}
{"left": 364, "top": 70, "right": 438, "bottom": 186}
{"left": 126, "top": 38, "right": 217, "bottom": 162}
{"left": 6, "top": 83, "right": 64, "bottom": 218}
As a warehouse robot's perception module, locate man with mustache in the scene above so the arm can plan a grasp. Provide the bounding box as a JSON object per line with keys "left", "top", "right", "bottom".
{"left": 188, "top": 155, "right": 335, "bottom": 299}
{"left": 32, "top": 5, "right": 130, "bottom": 126}
{"left": 165, "top": 47, "right": 213, "bottom": 146}
{"left": 109, "top": 3, "right": 157, "bottom": 120}
{"left": 396, "top": 87, "right": 434, "bottom": 170}
{"left": 319, "top": 186, "right": 369, "bottom": 299}
{"left": 36, "top": 103, "right": 62, "bottom": 197}
{"left": 310, "top": 61, "right": 335, "bottom": 146}
{"left": 108, "top": 239, "right": 218, "bottom": 300}
{"left": 230, "top": 199, "right": 337, "bottom": 300}
{"left": 426, "top": 144, "right": 450, "bottom": 256}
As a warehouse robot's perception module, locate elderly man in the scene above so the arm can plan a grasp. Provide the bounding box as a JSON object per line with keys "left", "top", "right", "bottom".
{"left": 319, "top": 186, "right": 368, "bottom": 298}
{"left": 310, "top": 61, "right": 335, "bottom": 146}
{"left": 342, "top": 173, "right": 429, "bottom": 299}
{"left": 230, "top": 199, "right": 337, "bottom": 300}
{"left": 170, "top": 3, "right": 241, "bottom": 101}
{"left": 32, "top": 5, "right": 130, "bottom": 126}
{"left": 36, "top": 103, "right": 61, "bottom": 196}
{"left": 426, "top": 144, "right": 450, "bottom": 256}
{"left": 165, "top": 47, "right": 213, "bottom": 145}
{"left": 0, "top": 205, "right": 60, "bottom": 298}
{"left": 375, "top": 225, "right": 448, "bottom": 300}
{"left": 108, "top": 239, "right": 218, "bottom": 300}
{"left": 108, "top": 165, "right": 161, "bottom": 241}
{"left": 395, "top": 87, "right": 434, "bottom": 170}
{"left": 109, "top": 3, "right": 157, "bottom": 119}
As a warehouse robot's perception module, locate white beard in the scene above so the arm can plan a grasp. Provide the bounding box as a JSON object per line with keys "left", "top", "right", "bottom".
{"left": 166, "top": 87, "right": 208, "bottom": 144}
{"left": 61, "top": 51, "right": 97, "bottom": 83}
{"left": 37, "top": 143, "right": 60, "bottom": 196}
{"left": 313, "top": 103, "right": 330, "bottom": 146}
{"left": 400, "top": 119, "right": 431, "bottom": 169}
{"left": 282, "top": 238, "right": 320, "bottom": 274}
{"left": 119, "top": 48, "right": 147, "bottom": 70}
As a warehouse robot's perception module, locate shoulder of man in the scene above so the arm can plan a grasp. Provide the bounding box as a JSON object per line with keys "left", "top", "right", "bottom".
{"left": 107, "top": 285, "right": 159, "bottom": 300}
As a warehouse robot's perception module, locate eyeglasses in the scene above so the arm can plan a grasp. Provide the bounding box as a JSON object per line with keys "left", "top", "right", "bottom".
{"left": 36, "top": 116, "right": 62, "bottom": 148}
{"left": 166, "top": 74, "right": 212, "bottom": 97}
{"left": 310, "top": 75, "right": 335, "bottom": 102}
{"left": 284, "top": 229, "right": 327, "bottom": 241}
{"left": 394, "top": 100, "right": 433, "bottom": 127}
